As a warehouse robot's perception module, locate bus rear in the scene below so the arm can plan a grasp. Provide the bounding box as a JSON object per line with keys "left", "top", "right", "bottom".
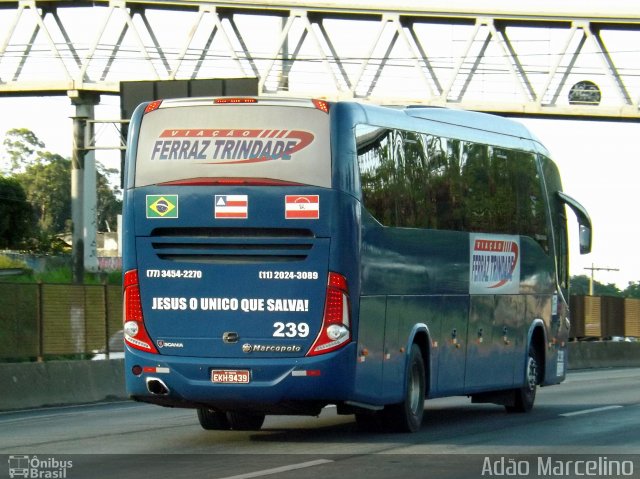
{"left": 122, "top": 98, "right": 357, "bottom": 426}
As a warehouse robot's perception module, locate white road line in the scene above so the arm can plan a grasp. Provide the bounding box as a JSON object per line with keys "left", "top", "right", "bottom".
{"left": 214, "top": 459, "right": 334, "bottom": 479}
{"left": 560, "top": 405, "right": 623, "bottom": 417}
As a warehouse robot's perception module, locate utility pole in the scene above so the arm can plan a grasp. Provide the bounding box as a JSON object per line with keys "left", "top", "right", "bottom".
{"left": 69, "top": 90, "right": 100, "bottom": 283}
{"left": 584, "top": 263, "right": 620, "bottom": 295}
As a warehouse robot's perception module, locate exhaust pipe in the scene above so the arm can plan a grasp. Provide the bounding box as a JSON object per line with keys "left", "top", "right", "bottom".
{"left": 146, "top": 377, "right": 170, "bottom": 396}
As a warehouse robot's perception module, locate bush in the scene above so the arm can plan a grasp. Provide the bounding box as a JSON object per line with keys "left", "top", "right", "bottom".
{"left": 0, "top": 255, "right": 28, "bottom": 269}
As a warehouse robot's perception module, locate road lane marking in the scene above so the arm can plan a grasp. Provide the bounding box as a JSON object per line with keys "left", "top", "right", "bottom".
{"left": 214, "top": 459, "right": 334, "bottom": 479}
{"left": 560, "top": 405, "right": 623, "bottom": 417}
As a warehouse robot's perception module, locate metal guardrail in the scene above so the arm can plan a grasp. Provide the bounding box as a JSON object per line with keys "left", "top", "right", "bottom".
{"left": 0, "top": 282, "right": 122, "bottom": 361}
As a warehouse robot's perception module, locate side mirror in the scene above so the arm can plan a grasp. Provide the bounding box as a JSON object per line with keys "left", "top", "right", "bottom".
{"left": 557, "top": 192, "right": 592, "bottom": 255}
{"left": 578, "top": 224, "right": 592, "bottom": 255}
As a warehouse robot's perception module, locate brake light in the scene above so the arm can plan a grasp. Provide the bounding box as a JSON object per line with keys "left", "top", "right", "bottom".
{"left": 307, "top": 272, "right": 351, "bottom": 356}
{"left": 214, "top": 97, "right": 258, "bottom": 104}
{"left": 123, "top": 269, "right": 158, "bottom": 354}
{"left": 312, "top": 99, "right": 330, "bottom": 113}
{"left": 144, "top": 100, "right": 162, "bottom": 114}
{"left": 158, "top": 177, "right": 302, "bottom": 186}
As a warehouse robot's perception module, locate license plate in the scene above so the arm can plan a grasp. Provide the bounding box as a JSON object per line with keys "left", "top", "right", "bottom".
{"left": 211, "top": 369, "right": 250, "bottom": 384}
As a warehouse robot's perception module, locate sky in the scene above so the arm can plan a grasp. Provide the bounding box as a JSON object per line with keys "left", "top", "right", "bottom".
{"left": 0, "top": 95, "right": 638, "bottom": 289}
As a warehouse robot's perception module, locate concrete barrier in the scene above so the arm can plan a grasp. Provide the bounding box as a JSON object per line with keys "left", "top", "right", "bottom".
{"left": 567, "top": 341, "right": 640, "bottom": 370}
{"left": 0, "top": 359, "right": 126, "bottom": 411}
{"left": 0, "top": 342, "right": 639, "bottom": 411}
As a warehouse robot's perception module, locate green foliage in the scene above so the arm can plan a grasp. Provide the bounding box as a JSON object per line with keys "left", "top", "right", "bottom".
{"left": 15, "top": 152, "right": 71, "bottom": 234}
{"left": 2, "top": 128, "right": 45, "bottom": 174}
{"left": 571, "top": 274, "right": 624, "bottom": 297}
{"left": 0, "top": 255, "right": 28, "bottom": 269}
{"left": 1, "top": 128, "right": 122, "bottom": 253}
{"left": 623, "top": 281, "right": 640, "bottom": 299}
{"left": 0, "top": 176, "right": 33, "bottom": 248}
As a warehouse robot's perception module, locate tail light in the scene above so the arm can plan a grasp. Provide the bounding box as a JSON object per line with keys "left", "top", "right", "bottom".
{"left": 144, "top": 100, "right": 162, "bottom": 114}
{"left": 157, "top": 177, "right": 302, "bottom": 187}
{"left": 123, "top": 269, "right": 158, "bottom": 354}
{"left": 312, "top": 99, "right": 330, "bottom": 113}
{"left": 307, "top": 272, "right": 351, "bottom": 356}
{"left": 214, "top": 97, "right": 258, "bottom": 104}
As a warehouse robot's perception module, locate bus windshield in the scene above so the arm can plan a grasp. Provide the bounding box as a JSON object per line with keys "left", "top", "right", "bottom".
{"left": 135, "top": 100, "right": 331, "bottom": 187}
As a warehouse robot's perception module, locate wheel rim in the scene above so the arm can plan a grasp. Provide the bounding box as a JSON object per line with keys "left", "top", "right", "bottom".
{"left": 408, "top": 361, "right": 422, "bottom": 414}
{"left": 526, "top": 355, "right": 538, "bottom": 392}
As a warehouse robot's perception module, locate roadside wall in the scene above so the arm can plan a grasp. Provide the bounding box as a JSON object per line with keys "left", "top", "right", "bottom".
{"left": 0, "top": 359, "right": 125, "bottom": 411}
{"left": 567, "top": 341, "right": 640, "bottom": 369}
{"left": 1, "top": 342, "right": 639, "bottom": 411}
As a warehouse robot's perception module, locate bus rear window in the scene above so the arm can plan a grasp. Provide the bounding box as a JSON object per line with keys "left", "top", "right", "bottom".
{"left": 135, "top": 105, "right": 331, "bottom": 188}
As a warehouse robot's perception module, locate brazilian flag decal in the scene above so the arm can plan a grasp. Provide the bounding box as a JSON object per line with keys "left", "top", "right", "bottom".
{"left": 146, "top": 195, "right": 178, "bottom": 218}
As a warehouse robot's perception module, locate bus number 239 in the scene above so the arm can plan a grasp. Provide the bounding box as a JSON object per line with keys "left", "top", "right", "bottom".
{"left": 273, "top": 322, "right": 309, "bottom": 338}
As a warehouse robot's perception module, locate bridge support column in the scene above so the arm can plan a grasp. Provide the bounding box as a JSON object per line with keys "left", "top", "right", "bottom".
{"left": 69, "top": 91, "right": 100, "bottom": 283}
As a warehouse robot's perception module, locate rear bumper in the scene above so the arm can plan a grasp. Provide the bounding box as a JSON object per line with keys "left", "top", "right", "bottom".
{"left": 125, "top": 343, "right": 357, "bottom": 414}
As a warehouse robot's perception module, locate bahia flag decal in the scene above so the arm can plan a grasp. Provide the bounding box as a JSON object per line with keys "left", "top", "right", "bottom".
{"left": 285, "top": 195, "right": 320, "bottom": 219}
{"left": 215, "top": 195, "right": 248, "bottom": 219}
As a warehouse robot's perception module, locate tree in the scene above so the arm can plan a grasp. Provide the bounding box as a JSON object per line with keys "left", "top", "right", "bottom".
{"left": 570, "top": 274, "right": 622, "bottom": 297}
{"left": 1, "top": 128, "right": 45, "bottom": 175}
{"left": 0, "top": 176, "right": 32, "bottom": 248}
{"left": 1, "top": 129, "right": 122, "bottom": 252}
{"left": 17, "top": 152, "right": 71, "bottom": 234}
{"left": 623, "top": 282, "right": 640, "bottom": 299}
{"left": 96, "top": 164, "right": 122, "bottom": 232}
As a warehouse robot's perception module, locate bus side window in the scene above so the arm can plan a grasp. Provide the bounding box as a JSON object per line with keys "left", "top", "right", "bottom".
{"left": 356, "top": 124, "right": 551, "bottom": 255}
{"left": 541, "top": 155, "right": 570, "bottom": 293}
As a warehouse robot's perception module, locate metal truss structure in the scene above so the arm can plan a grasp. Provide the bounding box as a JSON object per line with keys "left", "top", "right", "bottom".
{"left": 0, "top": 0, "right": 639, "bottom": 118}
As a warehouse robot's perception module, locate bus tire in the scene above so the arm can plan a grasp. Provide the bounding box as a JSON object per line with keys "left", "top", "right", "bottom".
{"left": 381, "top": 344, "right": 425, "bottom": 432}
{"left": 197, "top": 408, "right": 231, "bottom": 430}
{"left": 506, "top": 345, "right": 540, "bottom": 413}
{"left": 226, "top": 412, "right": 266, "bottom": 431}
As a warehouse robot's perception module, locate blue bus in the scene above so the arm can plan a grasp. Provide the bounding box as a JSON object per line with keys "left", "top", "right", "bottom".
{"left": 122, "top": 97, "right": 592, "bottom": 433}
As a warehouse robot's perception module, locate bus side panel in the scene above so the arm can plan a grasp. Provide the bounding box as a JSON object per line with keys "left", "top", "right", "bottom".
{"left": 519, "top": 234, "right": 565, "bottom": 386}
{"left": 385, "top": 296, "right": 467, "bottom": 400}
{"left": 432, "top": 296, "right": 469, "bottom": 397}
{"left": 381, "top": 296, "right": 436, "bottom": 404}
{"left": 547, "top": 296, "right": 569, "bottom": 385}
{"left": 360, "top": 215, "right": 469, "bottom": 297}
{"left": 538, "top": 154, "right": 571, "bottom": 386}
{"left": 353, "top": 296, "right": 386, "bottom": 404}
{"left": 359, "top": 217, "right": 470, "bottom": 402}
{"left": 464, "top": 295, "right": 521, "bottom": 393}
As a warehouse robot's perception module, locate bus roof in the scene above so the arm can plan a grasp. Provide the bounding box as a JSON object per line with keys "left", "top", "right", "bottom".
{"left": 353, "top": 101, "right": 549, "bottom": 155}
{"left": 403, "top": 106, "right": 535, "bottom": 141}
{"left": 137, "top": 96, "right": 549, "bottom": 156}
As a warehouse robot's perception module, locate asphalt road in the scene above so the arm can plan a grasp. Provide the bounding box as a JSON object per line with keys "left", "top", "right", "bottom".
{"left": 1, "top": 368, "right": 639, "bottom": 479}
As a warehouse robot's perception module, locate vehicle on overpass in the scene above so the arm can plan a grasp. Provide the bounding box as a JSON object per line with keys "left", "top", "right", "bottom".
{"left": 122, "top": 97, "right": 592, "bottom": 432}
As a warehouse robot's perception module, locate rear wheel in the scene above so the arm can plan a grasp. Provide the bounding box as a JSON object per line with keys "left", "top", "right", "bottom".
{"left": 197, "top": 408, "right": 231, "bottom": 430}
{"left": 380, "top": 344, "right": 426, "bottom": 432}
{"left": 506, "top": 346, "right": 540, "bottom": 413}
